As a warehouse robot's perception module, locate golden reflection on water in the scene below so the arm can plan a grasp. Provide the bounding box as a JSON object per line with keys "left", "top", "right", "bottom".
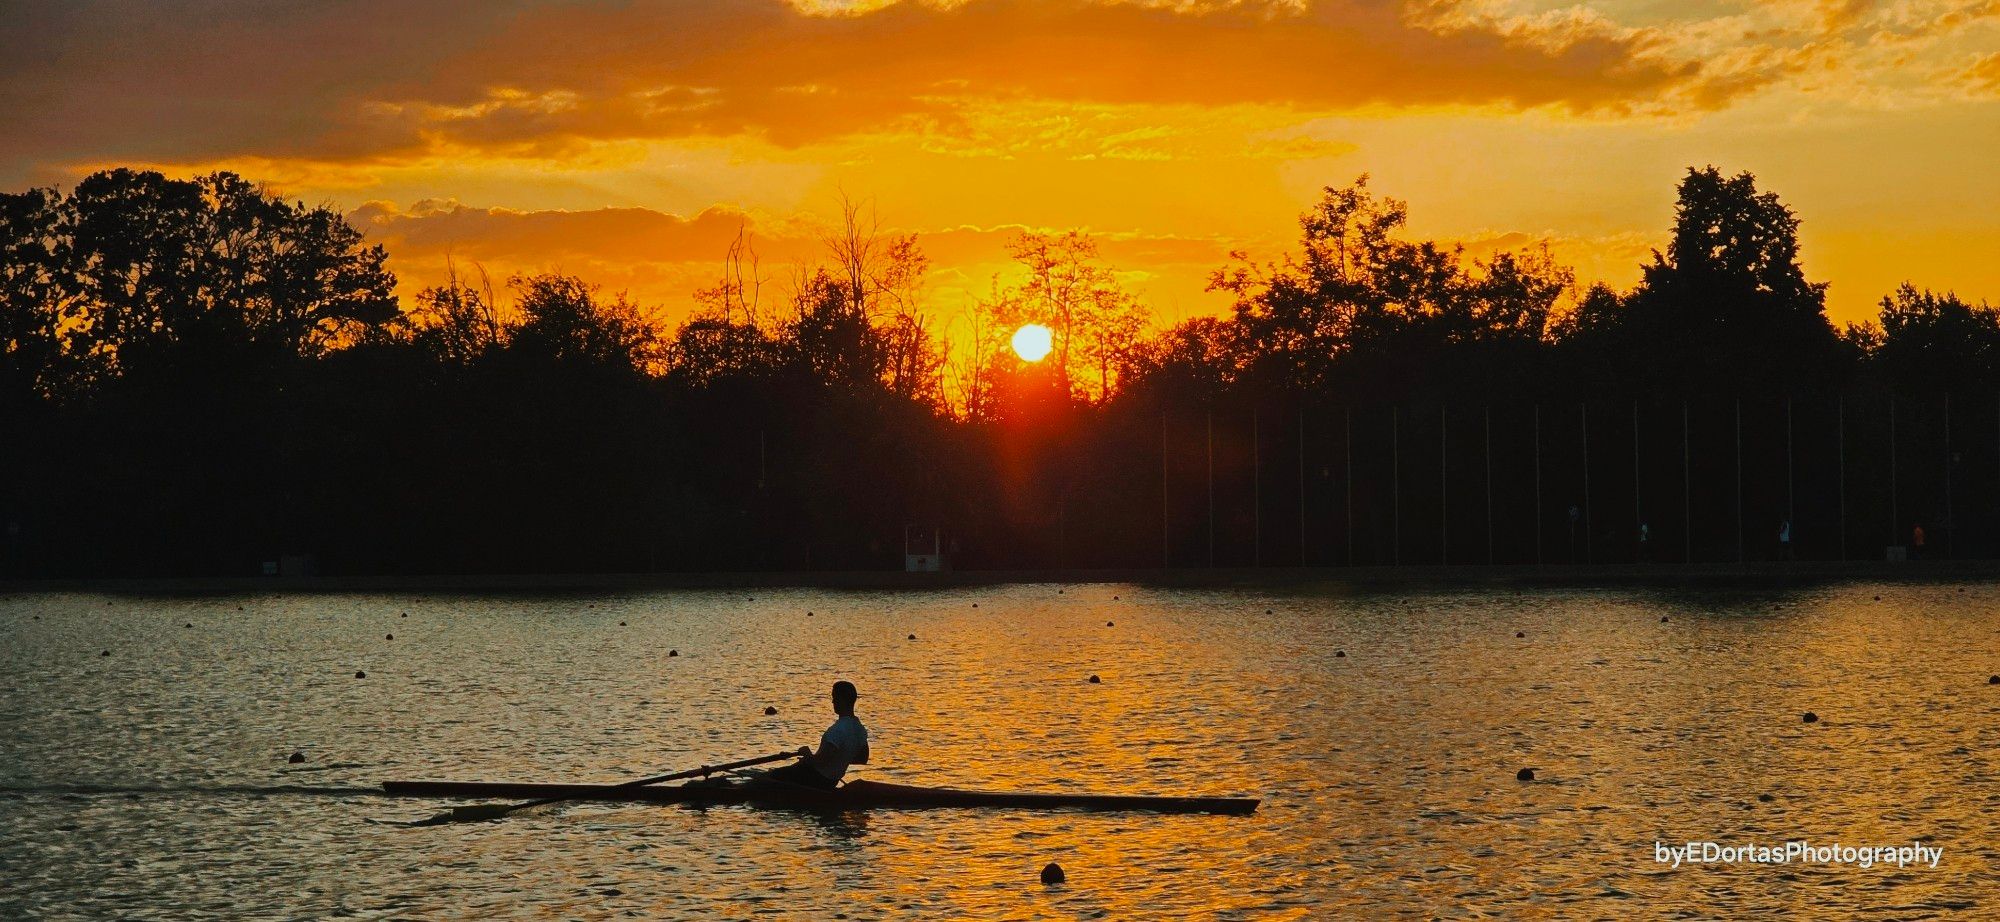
{"left": 2, "top": 583, "right": 1997, "bottom": 917}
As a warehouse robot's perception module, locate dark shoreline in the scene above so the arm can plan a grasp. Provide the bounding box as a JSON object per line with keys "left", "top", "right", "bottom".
{"left": 6, "top": 560, "right": 1999, "bottom": 595}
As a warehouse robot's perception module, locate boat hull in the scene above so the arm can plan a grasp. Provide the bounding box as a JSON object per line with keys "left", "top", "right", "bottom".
{"left": 381, "top": 778, "right": 1258, "bottom": 815}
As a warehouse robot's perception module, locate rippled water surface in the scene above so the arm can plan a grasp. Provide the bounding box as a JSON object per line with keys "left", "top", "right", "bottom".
{"left": 4, "top": 582, "right": 2000, "bottom": 918}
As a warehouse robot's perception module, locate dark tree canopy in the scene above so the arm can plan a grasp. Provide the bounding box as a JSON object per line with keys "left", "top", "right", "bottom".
{"left": 1203, "top": 175, "right": 1570, "bottom": 399}
{"left": 1617, "top": 166, "right": 1836, "bottom": 392}
{"left": 2, "top": 163, "right": 1995, "bottom": 578}
{"left": 1, "top": 169, "right": 397, "bottom": 400}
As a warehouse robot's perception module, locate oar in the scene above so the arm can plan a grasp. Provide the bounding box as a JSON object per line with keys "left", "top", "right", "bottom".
{"left": 395, "top": 750, "right": 800, "bottom": 826}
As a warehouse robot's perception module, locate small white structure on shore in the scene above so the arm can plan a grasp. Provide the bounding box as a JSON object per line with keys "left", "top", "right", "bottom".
{"left": 904, "top": 524, "right": 945, "bottom": 572}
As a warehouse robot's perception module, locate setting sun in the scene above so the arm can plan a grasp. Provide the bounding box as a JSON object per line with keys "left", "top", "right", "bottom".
{"left": 1011, "top": 324, "right": 1053, "bottom": 362}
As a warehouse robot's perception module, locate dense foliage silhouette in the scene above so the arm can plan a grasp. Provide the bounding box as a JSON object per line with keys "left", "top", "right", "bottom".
{"left": 2, "top": 167, "right": 1993, "bottom": 577}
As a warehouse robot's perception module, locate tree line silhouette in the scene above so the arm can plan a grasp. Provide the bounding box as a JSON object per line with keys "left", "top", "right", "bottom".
{"left": 3, "top": 166, "right": 1996, "bottom": 577}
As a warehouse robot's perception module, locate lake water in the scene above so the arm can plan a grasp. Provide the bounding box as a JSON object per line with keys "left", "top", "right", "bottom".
{"left": 2, "top": 582, "right": 1996, "bottom": 918}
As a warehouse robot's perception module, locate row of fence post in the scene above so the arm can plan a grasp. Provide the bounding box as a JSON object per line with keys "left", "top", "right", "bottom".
{"left": 1162, "top": 395, "right": 1977, "bottom": 567}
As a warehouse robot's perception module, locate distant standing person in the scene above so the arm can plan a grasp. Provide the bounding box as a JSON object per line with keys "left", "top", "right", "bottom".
{"left": 1912, "top": 523, "right": 1926, "bottom": 560}
{"left": 1637, "top": 522, "right": 1650, "bottom": 562}
{"left": 1777, "top": 519, "right": 1793, "bottom": 561}
{"left": 758, "top": 680, "right": 869, "bottom": 791}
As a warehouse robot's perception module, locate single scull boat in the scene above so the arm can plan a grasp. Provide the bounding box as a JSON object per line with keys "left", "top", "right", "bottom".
{"left": 382, "top": 777, "right": 1258, "bottom": 815}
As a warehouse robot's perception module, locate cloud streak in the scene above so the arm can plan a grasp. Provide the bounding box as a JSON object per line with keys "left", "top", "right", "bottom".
{"left": 3, "top": 0, "right": 1695, "bottom": 176}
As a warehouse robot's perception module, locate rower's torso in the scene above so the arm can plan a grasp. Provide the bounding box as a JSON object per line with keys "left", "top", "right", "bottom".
{"left": 814, "top": 714, "right": 869, "bottom": 781}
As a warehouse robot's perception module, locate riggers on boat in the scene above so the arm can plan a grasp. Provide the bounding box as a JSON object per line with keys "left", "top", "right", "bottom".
{"left": 382, "top": 777, "right": 1260, "bottom": 815}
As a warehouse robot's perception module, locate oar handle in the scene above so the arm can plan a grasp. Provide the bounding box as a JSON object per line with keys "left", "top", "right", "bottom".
{"left": 611, "top": 750, "right": 799, "bottom": 789}
{"left": 504, "top": 748, "right": 800, "bottom": 812}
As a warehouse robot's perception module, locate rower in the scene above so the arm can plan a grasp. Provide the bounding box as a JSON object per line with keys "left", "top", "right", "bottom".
{"left": 758, "top": 680, "right": 869, "bottom": 791}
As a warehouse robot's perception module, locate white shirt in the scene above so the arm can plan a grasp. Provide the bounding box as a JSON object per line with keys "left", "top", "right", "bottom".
{"left": 811, "top": 714, "right": 869, "bottom": 783}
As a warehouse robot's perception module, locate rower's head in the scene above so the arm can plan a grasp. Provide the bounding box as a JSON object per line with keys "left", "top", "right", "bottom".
{"left": 832, "top": 680, "right": 860, "bottom": 716}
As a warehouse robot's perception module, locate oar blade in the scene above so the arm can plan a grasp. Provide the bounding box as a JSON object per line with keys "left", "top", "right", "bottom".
{"left": 373, "top": 801, "right": 526, "bottom": 827}
{"left": 445, "top": 802, "right": 526, "bottom": 823}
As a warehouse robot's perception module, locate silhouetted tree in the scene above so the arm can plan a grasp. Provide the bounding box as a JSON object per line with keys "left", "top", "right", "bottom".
{"left": 407, "top": 260, "right": 503, "bottom": 366}
{"left": 666, "top": 316, "right": 784, "bottom": 390}
{"left": 1121, "top": 316, "right": 1241, "bottom": 402}
{"left": 504, "top": 273, "right": 661, "bottom": 374}
{"left": 65, "top": 169, "right": 397, "bottom": 379}
{"left": 1617, "top": 166, "right": 1835, "bottom": 392}
{"left": 1211, "top": 175, "right": 1571, "bottom": 398}
{"left": 1867, "top": 284, "right": 2000, "bottom": 391}
{"left": 0, "top": 187, "right": 77, "bottom": 404}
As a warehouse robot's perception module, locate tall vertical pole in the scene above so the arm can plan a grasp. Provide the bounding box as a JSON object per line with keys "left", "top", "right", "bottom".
{"left": 1534, "top": 404, "right": 1543, "bottom": 566}
{"left": 1162, "top": 410, "right": 1170, "bottom": 569}
{"left": 1838, "top": 396, "right": 1847, "bottom": 561}
{"left": 1890, "top": 396, "right": 1898, "bottom": 548}
{"left": 1393, "top": 407, "right": 1401, "bottom": 566}
{"left": 1581, "top": 403, "right": 1592, "bottom": 565}
{"left": 1441, "top": 406, "right": 1449, "bottom": 566}
{"left": 1485, "top": 405, "right": 1494, "bottom": 565}
{"left": 1253, "top": 409, "right": 1262, "bottom": 568}
{"left": 1632, "top": 400, "right": 1642, "bottom": 559}
{"left": 1682, "top": 401, "right": 1692, "bottom": 565}
{"left": 1786, "top": 397, "right": 1795, "bottom": 528}
{"left": 1735, "top": 399, "right": 1744, "bottom": 564}
{"left": 1297, "top": 408, "right": 1306, "bottom": 567}
{"left": 1207, "top": 409, "right": 1215, "bottom": 568}
{"left": 1344, "top": 407, "right": 1353, "bottom": 567}
{"left": 1945, "top": 393, "right": 1953, "bottom": 559}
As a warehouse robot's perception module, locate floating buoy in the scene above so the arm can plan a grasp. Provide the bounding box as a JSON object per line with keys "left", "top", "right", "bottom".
{"left": 1266, "top": 609, "right": 1273, "bottom": 614}
{"left": 668, "top": 650, "right": 678, "bottom": 657}
{"left": 1088, "top": 675, "right": 1101, "bottom": 684}
{"left": 1661, "top": 616, "right": 1670, "bottom": 623}
{"left": 1058, "top": 589, "right": 1064, "bottom": 594}
{"left": 1757, "top": 793, "right": 1774, "bottom": 802}
{"left": 400, "top": 612, "right": 407, "bottom": 618}
{"left": 972, "top": 603, "right": 978, "bottom": 608}
{"left": 1516, "top": 631, "right": 1525, "bottom": 638}
{"left": 1113, "top": 595, "right": 1120, "bottom": 601}
{"left": 619, "top": 621, "right": 627, "bottom": 626}
{"left": 1989, "top": 675, "right": 1999, "bottom": 685}
{"left": 908, "top": 633, "right": 917, "bottom": 640}
{"left": 386, "top": 633, "right": 393, "bottom": 640}
{"left": 764, "top": 706, "right": 778, "bottom": 716}
{"left": 1335, "top": 650, "right": 1346, "bottom": 658}
{"left": 1516, "top": 767, "right": 1535, "bottom": 781}
{"left": 355, "top": 670, "right": 367, "bottom": 679}
{"left": 1873, "top": 595, "right": 1881, "bottom": 601}
{"left": 289, "top": 752, "right": 306, "bottom": 764}
{"left": 237, "top": 605, "right": 243, "bottom": 611}
{"left": 185, "top": 623, "right": 193, "bottom": 628}
{"left": 1040, "top": 862, "right": 1066, "bottom": 884}
{"left": 100, "top": 650, "right": 110, "bottom": 657}
{"left": 1107, "top": 621, "right": 1115, "bottom": 627}
{"left": 1802, "top": 712, "right": 1818, "bottom": 723}
{"left": 808, "top": 611, "right": 814, "bottom": 617}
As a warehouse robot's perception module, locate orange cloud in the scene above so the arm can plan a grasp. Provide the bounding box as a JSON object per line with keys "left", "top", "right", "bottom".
{"left": 2, "top": 0, "right": 1695, "bottom": 179}
{"left": 1963, "top": 51, "right": 2000, "bottom": 93}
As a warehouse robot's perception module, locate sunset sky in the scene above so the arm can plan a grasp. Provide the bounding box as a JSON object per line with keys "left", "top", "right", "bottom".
{"left": 4, "top": 0, "right": 1997, "bottom": 343}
